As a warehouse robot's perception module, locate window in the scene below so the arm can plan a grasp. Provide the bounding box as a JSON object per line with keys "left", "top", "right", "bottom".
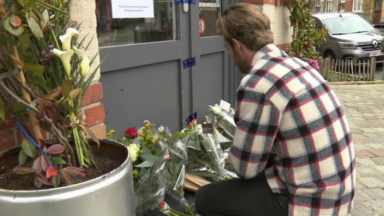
{"left": 322, "top": 16, "right": 374, "bottom": 35}
{"left": 340, "top": 3, "right": 345, "bottom": 12}
{"left": 199, "top": 0, "right": 221, "bottom": 37}
{"left": 353, "top": 0, "right": 363, "bottom": 12}
{"left": 326, "top": 0, "right": 333, "bottom": 12}
{"left": 96, "top": 0, "right": 177, "bottom": 47}
{"left": 316, "top": 0, "right": 321, "bottom": 6}
{"left": 375, "top": 0, "right": 383, "bottom": 11}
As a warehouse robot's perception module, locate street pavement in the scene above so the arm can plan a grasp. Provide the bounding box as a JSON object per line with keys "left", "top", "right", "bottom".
{"left": 331, "top": 84, "right": 384, "bottom": 216}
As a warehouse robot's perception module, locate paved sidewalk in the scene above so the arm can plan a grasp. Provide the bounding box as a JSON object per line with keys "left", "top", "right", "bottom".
{"left": 331, "top": 84, "right": 384, "bottom": 216}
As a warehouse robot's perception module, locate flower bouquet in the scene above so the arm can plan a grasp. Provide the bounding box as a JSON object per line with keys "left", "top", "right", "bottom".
{"left": 0, "top": 0, "right": 101, "bottom": 189}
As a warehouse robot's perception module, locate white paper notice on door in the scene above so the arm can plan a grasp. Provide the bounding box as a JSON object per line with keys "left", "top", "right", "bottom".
{"left": 111, "top": 0, "right": 154, "bottom": 19}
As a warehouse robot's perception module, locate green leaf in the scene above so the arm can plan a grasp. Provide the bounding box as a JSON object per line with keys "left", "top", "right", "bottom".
{"left": 139, "top": 168, "right": 148, "bottom": 179}
{"left": 3, "top": 17, "right": 25, "bottom": 36}
{"left": 62, "top": 167, "right": 87, "bottom": 177}
{"left": 132, "top": 136, "right": 141, "bottom": 144}
{"left": 24, "top": 0, "right": 38, "bottom": 9}
{"left": 18, "top": 0, "right": 26, "bottom": 7}
{"left": 140, "top": 154, "right": 159, "bottom": 163}
{"left": 16, "top": 33, "right": 31, "bottom": 50}
{"left": 13, "top": 166, "right": 34, "bottom": 174}
{"left": 42, "top": 9, "right": 49, "bottom": 25}
{"left": 61, "top": 80, "right": 72, "bottom": 97}
{"left": 0, "top": 97, "right": 4, "bottom": 121}
{"left": 45, "top": 86, "right": 62, "bottom": 99}
{"left": 0, "top": 68, "right": 22, "bottom": 80}
{"left": 135, "top": 160, "right": 155, "bottom": 168}
{"left": 52, "top": 175, "right": 60, "bottom": 188}
{"left": 21, "top": 139, "right": 37, "bottom": 158}
{"left": 10, "top": 15, "right": 22, "bottom": 27}
{"left": 27, "top": 17, "right": 43, "bottom": 40}
{"left": 27, "top": 80, "right": 49, "bottom": 94}
{"left": 34, "top": 176, "right": 43, "bottom": 188}
{"left": 140, "top": 143, "right": 151, "bottom": 155}
{"left": 68, "top": 88, "right": 83, "bottom": 99}
{"left": 24, "top": 63, "right": 45, "bottom": 76}
{"left": 51, "top": 156, "right": 67, "bottom": 164}
{"left": 18, "top": 149, "right": 27, "bottom": 165}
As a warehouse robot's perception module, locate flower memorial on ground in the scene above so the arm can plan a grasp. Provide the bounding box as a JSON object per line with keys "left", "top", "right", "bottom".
{"left": 108, "top": 103, "right": 238, "bottom": 215}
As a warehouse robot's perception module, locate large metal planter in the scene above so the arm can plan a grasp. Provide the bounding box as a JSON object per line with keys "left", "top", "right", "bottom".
{"left": 0, "top": 139, "right": 135, "bottom": 216}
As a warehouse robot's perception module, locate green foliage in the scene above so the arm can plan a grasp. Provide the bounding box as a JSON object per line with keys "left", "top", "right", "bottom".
{"left": 287, "top": 0, "right": 328, "bottom": 60}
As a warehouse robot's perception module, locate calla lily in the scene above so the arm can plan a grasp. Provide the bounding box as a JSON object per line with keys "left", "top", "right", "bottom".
{"left": 53, "top": 48, "right": 74, "bottom": 78}
{"left": 72, "top": 46, "right": 90, "bottom": 77}
{"left": 59, "top": 28, "right": 79, "bottom": 51}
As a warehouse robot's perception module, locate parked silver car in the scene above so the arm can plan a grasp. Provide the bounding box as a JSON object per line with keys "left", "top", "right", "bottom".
{"left": 312, "top": 13, "right": 384, "bottom": 63}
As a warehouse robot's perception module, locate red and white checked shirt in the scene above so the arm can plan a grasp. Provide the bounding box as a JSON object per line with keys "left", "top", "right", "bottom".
{"left": 228, "top": 44, "right": 356, "bottom": 216}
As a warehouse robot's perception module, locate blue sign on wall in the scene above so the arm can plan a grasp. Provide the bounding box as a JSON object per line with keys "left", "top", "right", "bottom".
{"left": 183, "top": 57, "right": 196, "bottom": 69}
{"left": 175, "top": 0, "right": 196, "bottom": 4}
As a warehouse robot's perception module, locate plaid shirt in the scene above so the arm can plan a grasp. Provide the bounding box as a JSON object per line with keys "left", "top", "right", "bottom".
{"left": 228, "top": 44, "right": 356, "bottom": 216}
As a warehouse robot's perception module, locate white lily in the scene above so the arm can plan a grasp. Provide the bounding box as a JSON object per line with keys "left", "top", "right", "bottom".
{"left": 59, "top": 28, "right": 79, "bottom": 51}
{"left": 53, "top": 48, "right": 74, "bottom": 78}
{"left": 72, "top": 46, "right": 90, "bottom": 77}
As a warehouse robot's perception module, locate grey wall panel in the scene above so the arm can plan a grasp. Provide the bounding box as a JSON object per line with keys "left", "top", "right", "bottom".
{"left": 101, "top": 60, "right": 181, "bottom": 137}
{"left": 192, "top": 52, "right": 224, "bottom": 123}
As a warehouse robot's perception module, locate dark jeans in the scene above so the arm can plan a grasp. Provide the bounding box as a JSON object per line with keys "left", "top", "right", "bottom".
{"left": 195, "top": 173, "right": 289, "bottom": 216}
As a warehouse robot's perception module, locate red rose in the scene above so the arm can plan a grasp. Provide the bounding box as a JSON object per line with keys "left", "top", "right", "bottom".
{"left": 125, "top": 127, "right": 138, "bottom": 139}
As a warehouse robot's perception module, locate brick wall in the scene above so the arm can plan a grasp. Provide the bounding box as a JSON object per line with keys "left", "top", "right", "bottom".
{"left": 0, "top": 82, "right": 106, "bottom": 153}
{"left": 345, "top": 0, "right": 353, "bottom": 12}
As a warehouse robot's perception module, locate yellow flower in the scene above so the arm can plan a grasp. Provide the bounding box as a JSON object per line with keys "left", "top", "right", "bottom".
{"left": 133, "top": 169, "right": 139, "bottom": 177}
{"left": 145, "top": 123, "right": 151, "bottom": 128}
{"left": 127, "top": 144, "right": 141, "bottom": 162}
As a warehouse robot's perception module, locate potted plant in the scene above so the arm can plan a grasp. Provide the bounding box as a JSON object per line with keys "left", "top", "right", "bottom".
{"left": 0, "top": 1, "right": 134, "bottom": 215}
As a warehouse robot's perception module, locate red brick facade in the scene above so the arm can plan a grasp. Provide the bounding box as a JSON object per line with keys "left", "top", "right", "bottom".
{"left": 0, "top": 82, "right": 107, "bottom": 153}
{"left": 345, "top": 0, "right": 353, "bottom": 12}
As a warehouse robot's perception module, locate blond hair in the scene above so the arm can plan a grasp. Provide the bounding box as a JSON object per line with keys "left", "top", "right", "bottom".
{"left": 217, "top": 3, "right": 274, "bottom": 51}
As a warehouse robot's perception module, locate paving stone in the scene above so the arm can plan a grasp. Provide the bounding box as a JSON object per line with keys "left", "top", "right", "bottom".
{"left": 374, "top": 128, "right": 384, "bottom": 132}
{"left": 363, "top": 133, "right": 381, "bottom": 138}
{"left": 366, "top": 138, "right": 384, "bottom": 144}
{"left": 356, "top": 158, "right": 376, "bottom": 166}
{"left": 370, "top": 150, "right": 384, "bottom": 157}
{"left": 357, "top": 167, "right": 380, "bottom": 176}
{"left": 354, "top": 191, "right": 371, "bottom": 202}
{"left": 356, "top": 151, "right": 376, "bottom": 159}
{"left": 350, "top": 203, "right": 377, "bottom": 216}
{"left": 356, "top": 181, "right": 367, "bottom": 189}
{"left": 376, "top": 176, "right": 384, "bottom": 182}
{"left": 361, "top": 128, "right": 380, "bottom": 133}
{"left": 354, "top": 144, "right": 373, "bottom": 151}
{"left": 367, "top": 144, "right": 384, "bottom": 150}
{"left": 364, "top": 200, "right": 384, "bottom": 214}
{"left": 373, "top": 157, "right": 384, "bottom": 165}
{"left": 359, "top": 177, "right": 384, "bottom": 188}
{"left": 372, "top": 166, "right": 384, "bottom": 174}
{"left": 361, "top": 188, "right": 384, "bottom": 200}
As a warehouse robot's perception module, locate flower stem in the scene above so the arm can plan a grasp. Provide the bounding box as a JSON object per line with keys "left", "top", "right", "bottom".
{"left": 49, "top": 22, "right": 60, "bottom": 49}
{"left": 37, "top": 1, "right": 67, "bottom": 14}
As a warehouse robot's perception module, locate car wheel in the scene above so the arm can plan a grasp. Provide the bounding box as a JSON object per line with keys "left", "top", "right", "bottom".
{"left": 324, "top": 51, "right": 335, "bottom": 60}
